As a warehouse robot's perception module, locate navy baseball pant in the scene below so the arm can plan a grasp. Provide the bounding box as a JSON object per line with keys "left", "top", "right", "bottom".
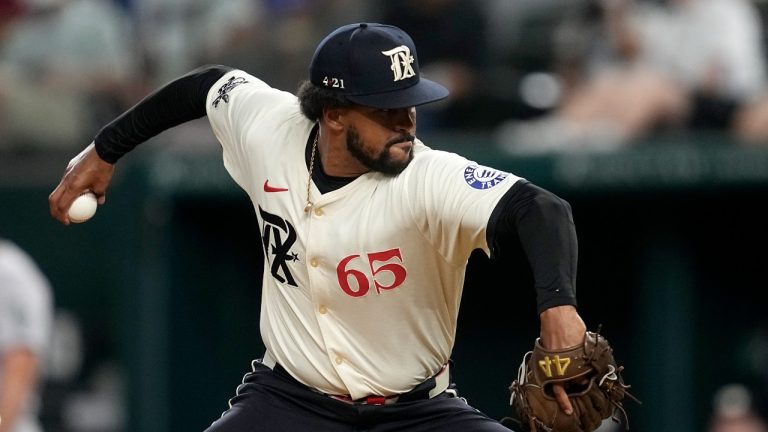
{"left": 204, "top": 359, "right": 512, "bottom": 431}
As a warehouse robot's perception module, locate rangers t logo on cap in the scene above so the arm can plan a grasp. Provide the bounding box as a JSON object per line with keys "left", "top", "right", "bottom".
{"left": 382, "top": 46, "right": 416, "bottom": 82}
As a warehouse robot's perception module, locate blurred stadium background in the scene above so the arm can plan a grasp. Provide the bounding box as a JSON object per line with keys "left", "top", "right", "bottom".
{"left": 2, "top": 0, "right": 768, "bottom": 431}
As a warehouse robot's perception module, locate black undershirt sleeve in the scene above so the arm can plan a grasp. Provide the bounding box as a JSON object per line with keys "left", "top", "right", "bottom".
{"left": 94, "top": 64, "right": 233, "bottom": 163}
{"left": 486, "top": 180, "right": 578, "bottom": 315}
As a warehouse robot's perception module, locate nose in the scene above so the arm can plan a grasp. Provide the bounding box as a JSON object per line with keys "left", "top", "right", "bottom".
{"left": 392, "top": 107, "right": 416, "bottom": 133}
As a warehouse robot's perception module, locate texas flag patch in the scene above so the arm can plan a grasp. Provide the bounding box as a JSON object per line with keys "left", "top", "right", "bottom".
{"left": 464, "top": 164, "right": 508, "bottom": 190}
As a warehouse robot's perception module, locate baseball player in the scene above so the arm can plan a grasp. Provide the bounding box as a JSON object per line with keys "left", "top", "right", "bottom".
{"left": 0, "top": 239, "right": 53, "bottom": 432}
{"left": 49, "top": 23, "right": 588, "bottom": 431}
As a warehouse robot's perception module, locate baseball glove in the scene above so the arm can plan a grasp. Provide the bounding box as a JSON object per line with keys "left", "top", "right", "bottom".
{"left": 504, "top": 329, "right": 639, "bottom": 432}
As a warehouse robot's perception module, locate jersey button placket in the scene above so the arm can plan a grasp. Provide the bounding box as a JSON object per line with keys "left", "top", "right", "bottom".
{"left": 314, "top": 207, "right": 324, "bottom": 217}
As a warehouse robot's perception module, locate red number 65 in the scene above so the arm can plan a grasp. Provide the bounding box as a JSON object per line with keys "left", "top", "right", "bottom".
{"left": 336, "top": 248, "right": 407, "bottom": 297}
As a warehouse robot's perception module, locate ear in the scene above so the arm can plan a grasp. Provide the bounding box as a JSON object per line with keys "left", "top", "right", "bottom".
{"left": 322, "top": 107, "right": 347, "bottom": 133}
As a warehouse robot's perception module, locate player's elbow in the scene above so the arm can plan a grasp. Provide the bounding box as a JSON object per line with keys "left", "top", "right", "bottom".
{"left": 529, "top": 186, "right": 573, "bottom": 223}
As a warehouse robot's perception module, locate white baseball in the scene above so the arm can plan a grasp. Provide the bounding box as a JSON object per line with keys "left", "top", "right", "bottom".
{"left": 68, "top": 192, "right": 98, "bottom": 223}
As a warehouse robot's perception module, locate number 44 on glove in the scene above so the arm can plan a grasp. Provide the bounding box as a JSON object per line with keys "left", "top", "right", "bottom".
{"left": 504, "top": 329, "right": 641, "bottom": 432}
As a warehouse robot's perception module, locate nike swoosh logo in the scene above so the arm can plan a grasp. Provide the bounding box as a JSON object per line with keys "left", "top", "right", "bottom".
{"left": 264, "top": 180, "right": 289, "bottom": 193}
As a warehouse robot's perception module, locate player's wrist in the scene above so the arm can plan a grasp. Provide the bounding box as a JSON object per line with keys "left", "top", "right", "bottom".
{"left": 538, "top": 305, "right": 586, "bottom": 349}
{"left": 92, "top": 138, "right": 121, "bottom": 165}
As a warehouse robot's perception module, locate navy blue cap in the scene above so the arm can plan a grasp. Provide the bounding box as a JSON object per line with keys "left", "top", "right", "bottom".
{"left": 309, "top": 23, "right": 450, "bottom": 109}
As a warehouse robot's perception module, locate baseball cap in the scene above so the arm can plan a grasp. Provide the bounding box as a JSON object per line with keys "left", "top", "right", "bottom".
{"left": 309, "top": 22, "right": 450, "bottom": 109}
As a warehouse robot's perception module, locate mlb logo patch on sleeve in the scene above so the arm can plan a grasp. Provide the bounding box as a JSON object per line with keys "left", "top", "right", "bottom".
{"left": 463, "top": 165, "right": 508, "bottom": 190}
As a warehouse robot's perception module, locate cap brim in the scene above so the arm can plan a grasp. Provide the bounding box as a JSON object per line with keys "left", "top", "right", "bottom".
{"left": 346, "top": 78, "right": 449, "bottom": 109}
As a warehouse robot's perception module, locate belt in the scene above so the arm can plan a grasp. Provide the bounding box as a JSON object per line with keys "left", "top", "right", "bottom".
{"left": 260, "top": 351, "right": 451, "bottom": 406}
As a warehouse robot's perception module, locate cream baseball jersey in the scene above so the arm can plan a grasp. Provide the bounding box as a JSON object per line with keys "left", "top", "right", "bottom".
{"left": 206, "top": 70, "right": 522, "bottom": 399}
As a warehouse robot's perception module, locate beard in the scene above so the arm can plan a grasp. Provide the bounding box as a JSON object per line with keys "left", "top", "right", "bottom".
{"left": 346, "top": 126, "right": 415, "bottom": 176}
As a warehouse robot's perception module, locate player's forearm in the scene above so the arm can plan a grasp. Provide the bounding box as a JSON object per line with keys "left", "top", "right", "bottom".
{"left": 0, "top": 350, "right": 39, "bottom": 432}
{"left": 94, "top": 64, "right": 233, "bottom": 163}
{"left": 487, "top": 181, "right": 578, "bottom": 314}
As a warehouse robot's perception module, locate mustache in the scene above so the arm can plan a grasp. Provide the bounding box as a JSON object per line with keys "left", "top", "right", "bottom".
{"left": 386, "top": 134, "right": 416, "bottom": 147}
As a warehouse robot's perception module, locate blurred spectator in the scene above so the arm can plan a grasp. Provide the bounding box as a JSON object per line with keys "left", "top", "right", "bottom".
{"left": 0, "top": 239, "right": 53, "bottom": 432}
{"left": 380, "top": 0, "right": 488, "bottom": 131}
{"left": 480, "top": 0, "right": 589, "bottom": 124}
{"left": 132, "top": 0, "right": 376, "bottom": 90}
{"left": 0, "top": 0, "right": 24, "bottom": 35}
{"left": 710, "top": 412, "right": 768, "bottom": 432}
{"left": 131, "top": 0, "right": 265, "bottom": 87}
{"left": 497, "top": 0, "right": 768, "bottom": 154}
{"left": 194, "top": 0, "right": 377, "bottom": 93}
{"left": 0, "top": 0, "right": 137, "bottom": 151}
{"left": 708, "top": 384, "right": 768, "bottom": 432}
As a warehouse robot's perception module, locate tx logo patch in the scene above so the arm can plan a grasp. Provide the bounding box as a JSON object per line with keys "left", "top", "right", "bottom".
{"left": 258, "top": 206, "right": 299, "bottom": 287}
{"left": 212, "top": 76, "right": 249, "bottom": 108}
{"left": 464, "top": 164, "right": 508, "bottom": 190}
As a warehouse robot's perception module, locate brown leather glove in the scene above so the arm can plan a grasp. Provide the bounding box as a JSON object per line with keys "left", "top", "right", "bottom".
{"left": 507, "top": 330, "right": 639, "bottom": 432}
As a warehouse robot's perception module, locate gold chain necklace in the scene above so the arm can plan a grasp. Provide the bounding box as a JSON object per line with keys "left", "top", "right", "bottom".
{"left": 304, "top": 130, "right": 319, "bottom": 213}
